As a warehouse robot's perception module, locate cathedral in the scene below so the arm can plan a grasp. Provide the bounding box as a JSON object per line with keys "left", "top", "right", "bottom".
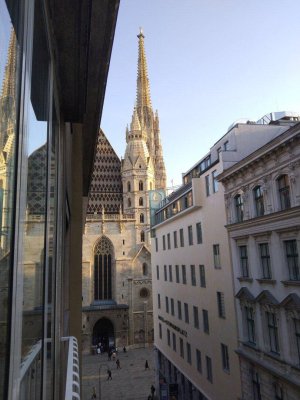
{"left": 81, "top": 30, "right": 166, "bottom": 353}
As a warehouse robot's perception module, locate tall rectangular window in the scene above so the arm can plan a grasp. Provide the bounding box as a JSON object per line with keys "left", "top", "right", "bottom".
{"left": 163, "top": 235, "right": 166, "bottom": 250}
{"left": 169, "top": 265, "right": 173, "bottom": 282}
{"left": 180, "top": 228, "right": 184, "bottom": 247}
{"left": 164, "top": 265, "right": 167, "bottom": 281}
{"left": 186, "top": 342, "right": 192, "bottom": 364}
{"left": 167, "top": 233, "right": 171, "bottom": 249}
{"left": 259, "top": 243, "right": 271, "bottom": 279}
{"left": 253, "top": 186, "right": 264, "bottom": 216}
{"left": 239, "top": 245, "right": 249, "bottom": 277}
{"left": 155, "top": 237, "right": 158, "bottom": 252}
{"left": 212, "top": 170, "right": 218, "bottom": 193}
{"left": 252, "top": 370, "right": 262, "bottom": 400}
{"left": 184, "top": 303, "right": 189, "bottom": 324}
{"left": 206, "top": 356, "right": 213, "bottom": 383}
{"left": 196, "top": 349, "right": 202, "bottom": 373}
{"left": 285, "top": 240, "right": 300, "bottom": 281}
{"left": 175, "top": 265, "right": 180, "bottom": 283}
{"left": 173, "top": 231, "right": 178, "bottom": 248}
{"left": 267, "top": 312, "right": 279, "bottom": 354}
{"left": 188, "top": 225, "right": 193, "bottom": 245}
{"left": 191, "top": 265, "right": 196, "bottom": 286}
{"left": 172, "top": 333, "right": 176, "bottom": 351}
{"left": 224, "top": 141, "right": 229, "bottom": 151}
{"left": 217, "top": 292, "right": 226, "bottom": 318}
{"left": 278, "top": 175, "right": 291, "bottom": 210}
{"left": 182, "top": 265, "right": 187, "bottom": 284}
{"left": 177, "top": 300, "right": 182, "bottom": 320}
{"left": 165, "top": 296, "right": 169, "bottom": 313}
{"left": 199, "top": 265, "right": 206, "bottom": 287}
{"left": 158, "top": 294, "right": 161, "bottom": 309}
{"left": 221, "top": 344, "right": 230, "bottom": 371}
{"left": 159, "top": 323, "right": 162, "bottom": 339}
{"left": 171, "top": 298, "right": 175, "bottom": 316}
{"left": 180, "top": 338, "right": 184, "bottom": 358}
{"left": 294, "top": 318, "right": 300, "bottom": 364}
{"left": 196, "top": 222, "right": 203, "bottom": 244}
{"left": 156, "top": 265, "right": 159, "bottom": 280}
{"left": 203, "top": 309, "right": 209, "bottom": 333}
{"left": 167, "top": 329, "right": 171, "bottom": 346}
{"left": 205, "top": 175, "right": 210, "bottom": 196}
{"left": 213, "top": 244, "right": 221, "bottom": 269}
{"left": 193, "top": 306, "right": 199, "bottom": 329}
{"left": 245, "top": 306, "right": 256, "bottom": 344}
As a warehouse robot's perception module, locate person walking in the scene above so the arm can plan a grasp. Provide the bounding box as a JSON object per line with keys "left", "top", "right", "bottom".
{"left": 123, "top": 346, "right": 127, "bottom": 353}
{"left": 151, "top": 385, "right": 155, "bottom": 396}
{"left": 116, "top": 358, "right": 121, "bottom": 369}
{"left": 145, "top": 360, "right": 149, "bottom": 370}
{"left": 107, "top": 369, "right": 112, "bottom": 380}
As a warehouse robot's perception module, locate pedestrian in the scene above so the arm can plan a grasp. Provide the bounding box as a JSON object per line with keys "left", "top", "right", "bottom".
{"left": 147, "top": 395, "right": 152, "bottom": 400}
{"left": 116, "top": 358, "right": 121, "bottom": 369}
{"left": 107, "top": 369, "right": 112, "bottom": 380}
{"left": 145, "top": 360, "right": 149, "bottom": 370}
{"left": 107, "top": 350, "right": 111, "bottom": 361}
{"left": 112, "top": 351, "right": 116, "bottom": 360}
{"left": 123, "top": 346, "right": 127, "bottom": 353}
{"left": 151, "top": 385, "right": 155, "bottom": 396}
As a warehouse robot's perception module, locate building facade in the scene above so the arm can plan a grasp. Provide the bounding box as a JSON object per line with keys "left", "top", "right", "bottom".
{"left": 151, "top": 113, "right": 299, "bottom": 400}
{"left": 0, "top": 1, "right": 119, "bottom": 399}
{"left": 219, "top": 122, "right": 300, "bottom": 400}
{"left": 81, "top": 31, "right": 166, "bottom": 353}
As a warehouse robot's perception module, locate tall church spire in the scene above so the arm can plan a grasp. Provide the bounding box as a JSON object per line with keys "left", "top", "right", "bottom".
{"left": 136, "top": 28, "right": 152, "bottom": 111}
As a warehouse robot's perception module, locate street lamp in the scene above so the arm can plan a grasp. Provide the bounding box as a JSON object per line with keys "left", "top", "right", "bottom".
{"left": 99, "top": 364, "right": 109, "bottom": 400}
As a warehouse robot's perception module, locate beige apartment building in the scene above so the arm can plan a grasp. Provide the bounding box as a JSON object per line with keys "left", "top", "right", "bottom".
{"left": 151, "top": 112, "right": 300, "bottom": 400}
{"left": 219, "top": 121, "right": 300, "bottom": 400}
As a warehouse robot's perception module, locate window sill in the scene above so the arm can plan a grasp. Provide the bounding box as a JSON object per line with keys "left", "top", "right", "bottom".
{"left": 237, "top": 277, "right": 253, "bottom": 282}
{"left": 281, "top": 280, "right": 300, "bottom": 287}
{"left": 256, "top": 279, "right": 276, "bottom": 284}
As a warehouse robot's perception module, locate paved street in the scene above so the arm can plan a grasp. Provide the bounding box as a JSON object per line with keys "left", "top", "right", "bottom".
{"left": 82, "top": 346, "right": 158, "bottom": 400}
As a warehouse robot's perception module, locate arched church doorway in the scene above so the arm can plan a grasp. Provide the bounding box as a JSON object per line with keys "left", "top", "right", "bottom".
{"left": 92, "top": 318, "right": 114, "bottom": 352}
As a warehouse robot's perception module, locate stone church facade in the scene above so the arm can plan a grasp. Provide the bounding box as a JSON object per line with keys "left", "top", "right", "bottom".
{"left": 82, "top": 30, "right": 166, "bottom": 353}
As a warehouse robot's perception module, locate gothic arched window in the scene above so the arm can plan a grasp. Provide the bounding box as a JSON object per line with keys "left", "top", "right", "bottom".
{"left": 139, "top": 197, "right": 143, "bottom": 206}
{"left": 127, "top": 181, "right": 131, "bottom": 192}
{"left": 128, "top": 198, "right": 131, "bottom": 207}
{"left": 139, "top": 180, "right": 144, "bottom": 191}
{"left": 142, "top": 263, "right": 148, "bottom": 276}
{"left": 141, "top": 231, "right": 145, "bottom": 242}
{"left": 140, "top": 213, "right": 144, "bottom": 223}
{"left": 94, "top": 237, "right": 113, "bottom": 300}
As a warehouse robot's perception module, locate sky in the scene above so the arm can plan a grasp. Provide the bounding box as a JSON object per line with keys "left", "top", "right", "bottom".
{"left": 101, "top": 0, "right": 300, "bottom": 187}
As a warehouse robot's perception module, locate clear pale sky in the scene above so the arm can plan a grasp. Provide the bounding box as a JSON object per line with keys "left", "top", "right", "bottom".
{"left": 101, "top": 0, "right": 300, "bottom": 186}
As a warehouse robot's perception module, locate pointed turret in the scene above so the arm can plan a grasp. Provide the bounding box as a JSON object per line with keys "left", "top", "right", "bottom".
{"left": 1, "top": 30, "right": 17, "bottom": 100}
{"left": 131, "top": 107, "right": 141, "bottom": 131}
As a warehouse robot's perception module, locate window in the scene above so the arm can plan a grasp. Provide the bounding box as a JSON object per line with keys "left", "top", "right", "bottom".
{"left": 274, "top": 382, "right": 284, "bottom": 400}
{"left": 184, "top": 303, "right": 189, "bottom": 323}
{"left": 173, "top": 231, "right": 178, "bottom": 248}
{"left": 213, "top": 244, "right": 221, "bottom": 269}
{"left": 278, "top": 175, "right": 290, "bottom": 210}
{"left": 217, "top": 292, "right": 226, "bottom": 318}
{"left": 182, "top": 265, "right": 187, "bottom": 284}
{"left": 180, "top": 228, "right": 184, "bottom": 247}
{"left": 285, "top": 240, "right": 300, "bottom": 281}
{"left": 212, "top": 170, "right": 218, "bottom": 193}
{"left": 196, "top": 222, "right": 202, "bottom": 244}
{"left": 163, "top": 235, "right": 166, "bottom": 250}
{"left": 140, "top": 213, "right": 144, "bottom": 223}
{"left": 167, "top": 329, "right": 171, "bottom": 346}
{"left": 294, "top": 318, "right": 300, "bottom": 365}
{"left": 206, "top": 356, "right": 213, "bottom": 383}
{"left": 193, "top": 306, "right": 199, "bottom": 329}
{"left": 203, "top": 310, "right": 209, "bottom": 333}
{"left": 139, "top": 197, "right": 143, "bottom": 206}
{"left": 196, "top": 350, "right": 202, "bottom": 373}
{"left": 252, "top": 370, "right": 262, "bottom": 400}
{"left": 156, "top": 265, "right": 159, "bottom": 280}
{"left": 171, "top": 298, "right": 175, "bottom": 316}
{"left": 172, "top": 333, "right": 176, "bottom": 351}
{"left": 94, "top": 237, "right": 113, "bottom": 300}
{"left": 165, "top": 296, "right": 169, "bottom": 313}
{"left": 245, "top": 306, "right": 256, "bottom": 344}
{"left": 175, "top": 265, "right": 180, "bottom": 283}
{"left": 253, "top": 186, "right": 264, "bottom": 217}
{"left": 142, "top": 263, "right": 148, "bottom": 275}
{"left": 167, "top": 233, "right": 171, "bottom": 249}
{"left": 188, "top": 225, "right": 193, "bottom": 245}
{"left": 177, "top": 301, "right": 182, "bottom": 320}
{"left": 190, "top": 265, "right": 196, "bottom": 286}
{"left": 235, "top": 194, "right": 244, "bottom": 222}
{"left": 127, "top": 181, "right": 131, "bottom": 192}
{"left": 168, "top": 265, "right": 173, "bottom": 282}
{"left": 199, "top": 265, "right": 206, "bottom": 287}
{"left": 224, "top": 141, "right": 229, "bottom": 151}
{"left": 159, "top": 323, "right": 162, "bottom": 339}
{"left": 158, "top": 294, "right": 161, "bottom": 309}
{"left": 155, "top": 238, "right": 158, "bottom": 252}
{"left": 164, "top": 265, "right": 167, "bottom": 281}
{"left": 140, "top": 231, "right": 145, "bottom": 242}
{"left": 259, "top": 243, "right": 271, "bottom": 279}
{"left": 267, "top": 312, "right": 279, "bottom": 354}
{"left": 205, "top": 175, "right": 210, "bottom": 196}
{"left": 239, "top": 245, "right": 249, "bottom": 277}
{"left": 139, "top": 180, "right": 143, "bottom": 191}
{"left": 128, "top": 198, "right": 131, "bottom": 207}
{"left": 180, "top": 338, "right": 184, "bottom": 358}
{"left": 221, "top": 344, "right": 230, "bottom": 371}
{"left": 186, "top": 342, "right": 192, "bottom": 364}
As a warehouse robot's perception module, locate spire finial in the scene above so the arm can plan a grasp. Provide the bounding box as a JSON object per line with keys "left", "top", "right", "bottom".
{"left": 137, "top": 27, "right": 144, "bottom": 38}
{"left": 136, "top": 27, "right": 151, "bottom": 110}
